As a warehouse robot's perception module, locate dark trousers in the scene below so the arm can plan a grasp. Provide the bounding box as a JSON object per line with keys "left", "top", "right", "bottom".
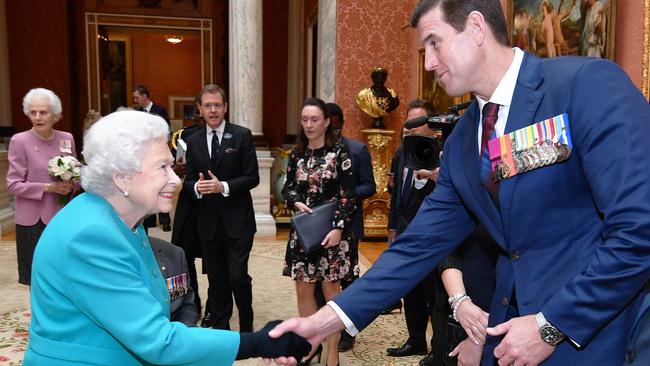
{"left": 143, "top": 212, "right": 171, "bottom": 228}
{"left": 201, "top": 230, "right": 254, "bottom": 332}
{"left": 178, "top": 217, "right": 202, "bottom": 312}
{"left": 404, "top": 270, "right": 437, "bottom": 348}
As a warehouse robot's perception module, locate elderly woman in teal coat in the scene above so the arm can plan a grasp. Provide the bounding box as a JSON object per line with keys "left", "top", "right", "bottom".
{"left": 24, "top": 110, "right": 309, "bottom": 365}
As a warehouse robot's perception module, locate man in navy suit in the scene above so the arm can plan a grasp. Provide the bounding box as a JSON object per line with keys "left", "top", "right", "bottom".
{"left": 133, "top": 84, "right": 173, "bottom": 232}
{"left": 385, "top": 99, "right": 439, "bottom": 360}
{"left": 313, "top": 103, "right": 376, "bottom": 352}
{"left": 269, "top": 1, "right": 650, "bottom": 365}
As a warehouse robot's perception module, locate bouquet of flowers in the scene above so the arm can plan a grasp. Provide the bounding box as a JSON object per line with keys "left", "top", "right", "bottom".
{"left": 47, "top": 155, "right": 81, "bottom": 205}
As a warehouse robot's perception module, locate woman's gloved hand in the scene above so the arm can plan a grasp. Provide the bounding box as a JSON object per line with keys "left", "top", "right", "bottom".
{"left": 236, "top": 320, "right": 311, "bottom": 360}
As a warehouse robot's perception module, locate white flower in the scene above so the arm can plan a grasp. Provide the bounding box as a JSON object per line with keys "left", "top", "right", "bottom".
{"left": 48, "top": 155, "right": 81, "bottom": 181}
{"left": 341, "top": 159, "right": 352, "bottom": 171}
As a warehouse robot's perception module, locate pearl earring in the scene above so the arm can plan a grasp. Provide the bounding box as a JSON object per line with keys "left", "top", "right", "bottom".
{"left": 123, "top": 191, "right": 129, "bottom": 198}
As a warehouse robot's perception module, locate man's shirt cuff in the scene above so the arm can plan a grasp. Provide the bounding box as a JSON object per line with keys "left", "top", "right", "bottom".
{"left": 193, "top": 182, "right": 203, "bottom": 199}
{"left": 328, "top": 301, "right": 359, "bottom": 336}
{"left": 221, "top": 181, "right": 230, "bottom": 197}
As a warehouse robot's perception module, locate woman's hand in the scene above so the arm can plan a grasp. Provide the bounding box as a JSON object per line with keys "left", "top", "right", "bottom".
{"left": 48, "top": 180, "right": 75, "bottom": 195}
{"left": 449, "top": 338, "right": 484, "bottom": 366}
{"left": 321, "top": 229, "right": 342, "bottom": 249}
{"left": 294, "top": 202, "right": 312, "bottom": 213}
{"left": 456, "top": 300, "right": 489, "bottom": 345}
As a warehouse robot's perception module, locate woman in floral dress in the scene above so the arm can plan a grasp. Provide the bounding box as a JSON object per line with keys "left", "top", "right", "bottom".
{"left": 282, "top": 97, "right": 358, "bottom": 366}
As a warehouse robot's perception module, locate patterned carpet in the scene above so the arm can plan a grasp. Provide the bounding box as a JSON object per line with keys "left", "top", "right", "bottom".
{"left": 0, "top": 237, "right": 426, "bottom": 365}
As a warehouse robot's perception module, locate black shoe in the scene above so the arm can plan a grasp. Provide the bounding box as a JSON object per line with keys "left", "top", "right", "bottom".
{"left": 387, "top": 343, "right": 428, "bottom": 357}
{"left": 380, "top": 301, "right": 402, "bottom": 315}
{"left": 338, "top": 331, "right": 355, "bottom": 352}
{"left": 200, "top": 312, "right": 213, "bottom": 328}
{"left": 162, "top": 223, "right": 171, "bottom": 232}
{"left": 419, "top": 351, "right": 442, "bottom": 366}
{"left": 297, "top": 343, "right": 322, "bottom": 366}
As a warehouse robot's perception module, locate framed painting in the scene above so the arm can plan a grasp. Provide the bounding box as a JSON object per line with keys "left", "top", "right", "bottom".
{"left": 168, "top": 95, "right": 197, "bottom": 127}
{"left": 508, "top": 0, "right": 616, "bottom": 59}
{"left": 417, "top": 48, "right": 472, "bottom": 115}
{"left": 643, "top": 0, "right": 650, "bottom": 100}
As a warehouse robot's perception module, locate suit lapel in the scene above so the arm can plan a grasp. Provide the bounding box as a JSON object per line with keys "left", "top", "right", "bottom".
{"left": 498, "top": 52, "right": 544, "bottom": 241}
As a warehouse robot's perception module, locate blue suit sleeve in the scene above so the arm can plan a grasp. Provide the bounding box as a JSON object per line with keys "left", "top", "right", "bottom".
{"left": 542, "top": 59, "right": 650, "bottom": 346}
{"left": 333, "top": 148, "right": 476, "bottom": 330}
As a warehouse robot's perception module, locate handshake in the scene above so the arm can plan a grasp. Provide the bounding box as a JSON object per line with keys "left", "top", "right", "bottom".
{"left": 236, "top": 320, "right": 311, "bottom": 361}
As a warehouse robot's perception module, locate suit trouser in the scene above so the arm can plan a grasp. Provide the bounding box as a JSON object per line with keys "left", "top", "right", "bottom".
{"left": 404, "top": 270, "right": 437, "bottom": 348}
{"left": 143, "top": 212, "right": 171, "bottom": 227}
{"left": 201, "top": 230, "right": 254, "bottom": 331}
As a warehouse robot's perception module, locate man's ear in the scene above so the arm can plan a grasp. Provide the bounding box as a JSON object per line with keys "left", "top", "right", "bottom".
{"left": 467, "top": 11, "right": 487, "bottom": 46}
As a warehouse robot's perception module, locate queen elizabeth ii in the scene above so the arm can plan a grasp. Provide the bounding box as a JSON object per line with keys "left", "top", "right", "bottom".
{"left": 24, "top": 110, "right": 308, "bottom": 365}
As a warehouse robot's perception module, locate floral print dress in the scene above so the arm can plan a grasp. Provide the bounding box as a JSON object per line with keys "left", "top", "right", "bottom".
{"left": 282, "top": 142, "right": 360, "bottom": 283}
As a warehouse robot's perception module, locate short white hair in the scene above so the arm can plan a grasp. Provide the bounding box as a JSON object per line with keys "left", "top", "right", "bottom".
{"left": 22, "top": 88, "right": 63, "bottom": 120}
{"left": 81, "top": 110, "right": 170, "bottom": 197}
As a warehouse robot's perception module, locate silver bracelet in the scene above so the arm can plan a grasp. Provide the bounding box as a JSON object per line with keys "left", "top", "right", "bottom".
{"left": 448, "top": 293, "right": 466, "bottom": 307}
{"left": 452, "top": 295, "right": 471, "bottom": 322}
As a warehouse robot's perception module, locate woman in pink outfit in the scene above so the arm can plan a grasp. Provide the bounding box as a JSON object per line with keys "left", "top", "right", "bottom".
{"left": 7, "top": 88, "right": 77, "bottom": 285}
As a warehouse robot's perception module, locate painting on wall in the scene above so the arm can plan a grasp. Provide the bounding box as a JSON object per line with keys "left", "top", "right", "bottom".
{"left": 417, "top": 48, "right": 472, "bottom": 115}
{"left": 509, "top": 0, "right": 616, "bottom": 59}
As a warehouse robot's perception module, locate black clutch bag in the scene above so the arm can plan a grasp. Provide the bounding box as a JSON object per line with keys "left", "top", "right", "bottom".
{"left": 442, "top": 315, "right": 468, "bottom": 366}
{"left": 290, "top": 201, "right": 337, "bottom": 254}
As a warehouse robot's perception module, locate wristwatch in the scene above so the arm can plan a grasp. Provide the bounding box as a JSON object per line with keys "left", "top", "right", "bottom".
{"left": 535, "top": 312, "right": 565, "bottom": 346}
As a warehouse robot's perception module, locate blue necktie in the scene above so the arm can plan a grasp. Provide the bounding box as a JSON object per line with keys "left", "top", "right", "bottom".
{"left": 400, "top": 167, "right": 414, "bottom": 206}
{"left": 480, "top": 103, "right": 500, "bottom": 203}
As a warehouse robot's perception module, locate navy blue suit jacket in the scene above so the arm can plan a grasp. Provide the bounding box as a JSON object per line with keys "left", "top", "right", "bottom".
{"left": 342, "top": 137, "right": 376, "bottom": 239}
{"left": 334, "top": 53, "right": 650, "bottom": 365}
{"left": 626, "top": 290, "right": 650, "bottom": 365}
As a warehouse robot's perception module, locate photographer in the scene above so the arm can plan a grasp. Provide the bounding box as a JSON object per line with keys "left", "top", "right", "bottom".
{"left": 385, "top": 100, "right": 441, "bottom": 365}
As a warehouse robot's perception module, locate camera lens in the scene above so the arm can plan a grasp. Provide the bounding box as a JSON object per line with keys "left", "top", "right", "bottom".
{"left": 404, "top": 135, "right": 441, "bottom": 170}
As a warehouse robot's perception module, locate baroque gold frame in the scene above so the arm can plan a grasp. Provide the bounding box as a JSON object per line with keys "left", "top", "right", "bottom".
{"left": 641, "top": 0, "right": 650, "bottom": 100}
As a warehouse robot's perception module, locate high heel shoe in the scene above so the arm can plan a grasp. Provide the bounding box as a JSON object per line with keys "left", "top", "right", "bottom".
{"left": 297, "top": 344, "right": 322, "bottom": 366}
{"left": 380, "top": 300, "right": 402, "bottom": 315}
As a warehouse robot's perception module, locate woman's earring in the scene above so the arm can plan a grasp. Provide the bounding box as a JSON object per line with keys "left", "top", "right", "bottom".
{"left": 123, "top": 191, "right": 129, "bottom": 198}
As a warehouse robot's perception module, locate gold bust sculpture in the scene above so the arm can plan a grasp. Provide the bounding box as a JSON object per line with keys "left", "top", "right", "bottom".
{"left": 356, "top": 67, "right": 400, "bottom": 128}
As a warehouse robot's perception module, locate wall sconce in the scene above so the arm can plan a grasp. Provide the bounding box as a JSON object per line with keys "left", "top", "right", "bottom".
{"left": 165, "top": 35, "right": 183, "bottom": 44}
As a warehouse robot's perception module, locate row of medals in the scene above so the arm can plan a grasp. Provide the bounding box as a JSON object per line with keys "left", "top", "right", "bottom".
{"left": 492, "top": 140, "right": 572, "bottom": 182}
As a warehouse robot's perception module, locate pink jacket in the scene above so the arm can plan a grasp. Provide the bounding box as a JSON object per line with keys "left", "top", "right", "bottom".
{"left": 7, "top": 129, "right": 77, "bottom": 226}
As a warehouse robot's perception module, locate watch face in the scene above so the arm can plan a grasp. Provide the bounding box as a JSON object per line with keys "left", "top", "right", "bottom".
{"left": 540, "top": 325, "right": 563, "bottom": 345}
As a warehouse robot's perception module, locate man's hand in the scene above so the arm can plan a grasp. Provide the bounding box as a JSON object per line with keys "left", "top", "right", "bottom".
{"left": 321, "top": 229, "right": 342, "bottom": 249}
{"left": 449, "top": 338, "right": 484, "bottom": 366}
{"left": 486, "top": 315, "right": 555, "bottom": 366}
{"left": 415, "top": 167, "right": 440, "bottom": 182}
{"left": 265, "top": 306, "right": 345, "bottom": 365}
{"left": 196, "top": 170, "right": 224, "bottom": 195}
{"left": 456, "top": 300, "right": 489, "bottom": 345}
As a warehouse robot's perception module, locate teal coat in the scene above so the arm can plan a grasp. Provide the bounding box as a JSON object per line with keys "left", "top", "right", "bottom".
{"left": 24, "top": 193, "right": 239, "bottom": 365}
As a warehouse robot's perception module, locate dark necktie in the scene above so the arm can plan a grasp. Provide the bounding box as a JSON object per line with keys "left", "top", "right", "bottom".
{"left": 400, "top": 167, "right": 414, "bottom": 207}
{"left": 211, "top": 129, "right": 219, "bottom": 163}
{"left": 480, "top": 102, "right": 500, "bottom": 203}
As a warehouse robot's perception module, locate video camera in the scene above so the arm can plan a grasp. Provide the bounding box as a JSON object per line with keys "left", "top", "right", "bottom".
{"left": 403, "top": 101, "right": 473, "bottom": 170}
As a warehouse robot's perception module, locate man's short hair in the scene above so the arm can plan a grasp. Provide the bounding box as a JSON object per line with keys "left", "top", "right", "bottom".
{"left": 134, "top": 84, "right": 149, "bottom": 97}
{"left": 325, "top": 103, "right": 344, "bottom": 126}
{"left": 197, "top": 84, "right": 228, "bottom": 105}
{"left": 410, "top": 0, "right": 510, "bottom": 47}
{"left": 407, "top": 99, "right": 436, "bottom": 117}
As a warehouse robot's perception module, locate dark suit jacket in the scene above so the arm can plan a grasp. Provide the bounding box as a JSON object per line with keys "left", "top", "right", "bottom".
{"left": 183, "top": 122, "right": 259, "bottom": 240}
{"left": 626, "top": 290, "right": 650, "bottom": 365}
{"left": 335, "top": 53, "right": 650, "bottom": 365}
{"left": 171, "top": 124, "right": 202, "bottom": 258}
{"left": 149, "top": 103, "right": 170, "bottom": 126}
{"left": 387, "top": 146, "right": 435, "bottom": 235}
{"left": 149, "top": 237, "right": 199, "bottom": 326}
{"left": 342, "top": 137, "right": 376, "bottom": 239}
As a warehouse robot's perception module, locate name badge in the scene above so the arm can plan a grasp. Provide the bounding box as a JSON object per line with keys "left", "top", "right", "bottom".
{"left": 59, "top": 140, "right": 72, "bottom": 155}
